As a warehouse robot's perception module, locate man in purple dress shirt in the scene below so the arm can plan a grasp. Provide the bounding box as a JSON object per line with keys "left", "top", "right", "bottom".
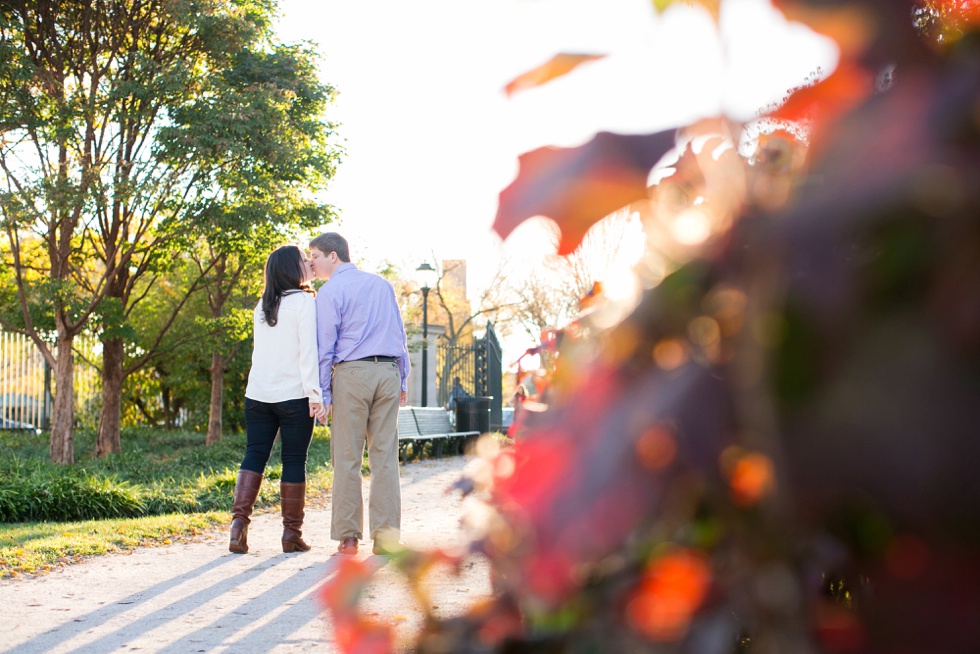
{"left": 308, "top": 232, "right": 410, "bottom": 556}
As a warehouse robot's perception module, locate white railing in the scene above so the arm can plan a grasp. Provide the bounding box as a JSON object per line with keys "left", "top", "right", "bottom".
{"left": 0, "top": 330, "right": 101, "bottom": 430}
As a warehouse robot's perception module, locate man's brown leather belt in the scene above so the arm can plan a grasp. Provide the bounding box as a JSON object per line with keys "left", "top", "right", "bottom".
{"left": 350, "top": 355, "right": 397, "bottom": 363}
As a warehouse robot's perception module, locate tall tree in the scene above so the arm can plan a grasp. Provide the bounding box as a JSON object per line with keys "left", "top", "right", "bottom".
{"left": 424, "top": 259, "right": 515, "bottom": 404}
{"left": 0, "top": 0, "right": 338, "bottom": 461}
{"left": 510, "top": 210, "right": 643, "bottom": 348}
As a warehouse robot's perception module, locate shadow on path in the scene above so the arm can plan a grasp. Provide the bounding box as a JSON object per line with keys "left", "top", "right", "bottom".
{"left": 4, "top": 456, "right": 472, "bottom": 654}
{"left": 7, "top": 552, "right": 264, "bottom": 654}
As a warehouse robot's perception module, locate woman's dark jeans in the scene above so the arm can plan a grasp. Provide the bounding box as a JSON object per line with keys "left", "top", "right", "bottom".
{"left": 242, "top": 397, "right": 314, "bottom": 483}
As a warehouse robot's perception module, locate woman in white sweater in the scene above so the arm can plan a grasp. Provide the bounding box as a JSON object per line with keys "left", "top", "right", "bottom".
{"left": 229, "top": 245, "right": 327, "bottom": 554}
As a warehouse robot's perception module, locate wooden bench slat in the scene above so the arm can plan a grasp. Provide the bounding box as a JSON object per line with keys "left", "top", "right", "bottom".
{"left": 412, "top": 408, "right": 479, "bottom": 434}
{"left": 394, "top": 407, "right": 484, "bottom": 462}
{"left": 411, "top": 407, "right": 480, "bottom": 458}
{"left": 397, "top": 407, "right": 427, "bottom": 463}
{"left": 397, "top": 407, "right": 421, "bottom": 437}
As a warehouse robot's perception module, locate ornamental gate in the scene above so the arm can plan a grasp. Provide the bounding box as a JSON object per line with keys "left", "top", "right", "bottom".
{"left": 435, "top": 323, "right": 503, "bottom": 431}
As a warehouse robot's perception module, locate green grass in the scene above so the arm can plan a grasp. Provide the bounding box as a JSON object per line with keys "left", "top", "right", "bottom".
{"left": 0, "top": 512, "right": 226, "bottom": 577}
{"left": 0, "top": 425, "right": 333, "bottom": 578}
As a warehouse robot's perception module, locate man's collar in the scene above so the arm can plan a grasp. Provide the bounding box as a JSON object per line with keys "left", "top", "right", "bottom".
{"left": 331, "top": 262, "right": 357, "bottom": 278}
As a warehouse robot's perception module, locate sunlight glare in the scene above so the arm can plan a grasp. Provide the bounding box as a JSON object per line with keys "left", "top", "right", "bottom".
{"left": 591, "top": 268, "right": 642, "bottom": 330}
{"left": 671, "top": 208, "right": 712, "bottom": 245}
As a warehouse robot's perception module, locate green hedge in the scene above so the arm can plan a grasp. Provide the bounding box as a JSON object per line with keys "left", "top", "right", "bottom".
{"left": 0, "top": 427, "right": 333, "bottom": 523}
{"left": 0, "top": 465, "right": 145, "bottom": 522}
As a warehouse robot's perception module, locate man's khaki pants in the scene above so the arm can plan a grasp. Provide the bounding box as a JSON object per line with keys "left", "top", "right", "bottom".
{"left": 329, "top": 360, "right": 401, "bottom": 542}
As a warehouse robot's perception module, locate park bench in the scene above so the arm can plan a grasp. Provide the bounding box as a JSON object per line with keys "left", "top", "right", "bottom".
{"left": 397, "top": 406, "right": 481, "bottom": 463}
{"left": 397, "top": 407, "right": 427, "bottom": 463}
{"left": 412, "top": 407, "right": 481, "bottom": 458}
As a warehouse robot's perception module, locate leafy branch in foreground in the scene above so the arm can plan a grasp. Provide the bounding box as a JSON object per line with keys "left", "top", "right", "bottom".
{"left": 319, "top": 1, "right": 980, "bottom": 652}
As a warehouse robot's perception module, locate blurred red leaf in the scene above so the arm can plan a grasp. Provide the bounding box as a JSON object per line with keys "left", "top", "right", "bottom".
{"left": 488, "top": 361, "right": 732, "bottom": 605}
{"left": 504, "top": 53, "right": 605, "bottom": 97}
{"left": 726, "top": 451, "right": 776, "bottom": 507}
{"left": 919, "top": 0, "right": 980, "bottom": 45}
{"left": 812, "top": 601, "right": 868, "bottom": 653}
{"left": 319, "top": 557, "right": 374, "bottom": 613}
{"left": 948, "top": 0, "right": 980, "bottom": 25}
{"left": 626, "top": 550, "right": 712, "bottom": 642}
{"left": 923, "top": 0, "right": 980, "bottom": 25}
{"left": 494, "top": 130, "right": 676, "bottom": 255}
{"left": 770, "top": 62, "right": 873, "bottom": 141}
{"left": 334, "top": 617, "right": 394, "bottom": 654}
{"left": 319, "top": 558, "right": 394, "bottom": 654}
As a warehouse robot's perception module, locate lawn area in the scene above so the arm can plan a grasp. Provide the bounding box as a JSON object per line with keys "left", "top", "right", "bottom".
{"left": 0, "top": 426, "right": 333, "bottom": 578}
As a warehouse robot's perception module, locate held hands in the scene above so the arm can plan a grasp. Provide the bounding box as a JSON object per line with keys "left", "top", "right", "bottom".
{"left": 309, "top": 401, "right": 329, "bottom": 425}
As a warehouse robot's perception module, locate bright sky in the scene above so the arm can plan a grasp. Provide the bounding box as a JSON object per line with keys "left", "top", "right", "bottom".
{"left": 274, "top": 0, "right": 837, "bottom": 357}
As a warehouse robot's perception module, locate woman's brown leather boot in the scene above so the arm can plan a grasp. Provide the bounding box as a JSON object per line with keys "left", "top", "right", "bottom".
{"left": 229, "top": 469, "right": 263, "bottom": 553}
{"left": 280, "top": 481, "right": 311, "bottom": 552}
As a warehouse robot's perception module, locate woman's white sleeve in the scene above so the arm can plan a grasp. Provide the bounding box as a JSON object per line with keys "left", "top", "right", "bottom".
{"left": 298, "top": 295, "right": 322, "bottom": 403}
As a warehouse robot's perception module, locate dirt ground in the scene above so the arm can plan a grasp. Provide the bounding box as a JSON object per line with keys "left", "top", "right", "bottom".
{"left": 0, "top": 455, "right": 491, "bottom": 653}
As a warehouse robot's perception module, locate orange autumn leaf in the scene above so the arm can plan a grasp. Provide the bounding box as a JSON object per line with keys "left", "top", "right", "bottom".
{"left": 769, "top": 62, "right": 873, "bottom": 140}
{"left": 467, "top": 599, "right": 525, "bottom": 645}
{"left": 728, "top": 452, "right": 775, "bottom": 506}
{"left": 504, "top": 53, "right": 605, "bottom": 97}
{"left": 917, "top": 0, "right": 980, "bottom": 46}
{"left": 494, "top": 130, "right": 676, "bottom": 255}
{"left": 626, "top": 550, "right": 712, "bottom": 641}
{"left": 334, "top": 616, "right": 395, "bottom": 654}
{"left": 319, "top": 557, "right": 375, "bottom": 613}
{"left": 944, "top": 0, "right": 980, "bottom": 25}
{"left": 813, "top": 601, "right": 868, "bottom": 653}
{"left": 635, "top": 425, "right": 678, "bottom": 471}
{"left": 320, "top": 558, "right": 394, "bottom": 654}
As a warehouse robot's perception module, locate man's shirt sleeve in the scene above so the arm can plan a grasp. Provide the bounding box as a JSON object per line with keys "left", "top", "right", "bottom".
{"left": 316, "top": 290, "right": 340, "bottom": 406}
{"left": 389, "top": 284, "right": 411, "bottom": 392}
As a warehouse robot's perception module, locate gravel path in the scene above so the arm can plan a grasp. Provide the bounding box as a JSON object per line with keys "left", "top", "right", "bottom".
{"left": 0, "top": 455, "right": 490, "bottom": 653}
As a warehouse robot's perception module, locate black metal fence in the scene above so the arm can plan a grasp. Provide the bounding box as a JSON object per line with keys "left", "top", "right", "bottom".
{"left": 435, "top": 322, "right": 503, "bottom": 431}
{"left": 475, "top": 323, "right": 503, "bottom": 431}
{"left": 436, "top": 343, "right": 475, "bottom": 408}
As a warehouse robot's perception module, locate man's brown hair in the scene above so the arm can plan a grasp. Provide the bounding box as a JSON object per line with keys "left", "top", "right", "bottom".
{"left": 309, "top": 232, "right": 350, "bottom": 262}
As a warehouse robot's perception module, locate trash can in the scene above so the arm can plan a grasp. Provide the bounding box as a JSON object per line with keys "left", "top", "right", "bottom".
{"left": 455, "top": 396, "right": 492, "bottom": 434}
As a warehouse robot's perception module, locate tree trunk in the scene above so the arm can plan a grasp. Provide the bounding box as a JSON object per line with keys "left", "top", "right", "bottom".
{"left": 161, "top": 385, "right": 175, "bottom": 429}
{"left": 206, "top": 352, "right": 224, "bottom": 445}
{"left": 49, "top": 329, "right": 76, "bottom": 465}
{"left": 94, "top": 336, "right": 124, "bottom": 457}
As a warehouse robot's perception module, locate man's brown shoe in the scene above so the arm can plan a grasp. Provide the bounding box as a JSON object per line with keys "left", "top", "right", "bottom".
{"left": 337, "top": 537, "right": 358, "bottom": 555}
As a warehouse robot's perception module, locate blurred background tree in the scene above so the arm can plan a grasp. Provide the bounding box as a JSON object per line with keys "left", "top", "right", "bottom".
{"left": 511, "top": 209, "right": 645, "bottom": 366}
{"left": 0, "top": 0, "right": 339, "bottom": 460}
{"left": 427, "top": 259, "right": 516, "bottom": 401}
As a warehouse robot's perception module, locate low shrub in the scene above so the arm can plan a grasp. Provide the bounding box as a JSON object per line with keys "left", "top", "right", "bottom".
{"left": 0, "top": 427, "right": 333, "bottom": 523}
{"left": 0, "top": 464, "right": 144, "bottom": 522}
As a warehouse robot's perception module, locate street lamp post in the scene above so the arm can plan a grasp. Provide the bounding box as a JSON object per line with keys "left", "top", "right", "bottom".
{"left": 415, "top": 262, "right": 437, "bottom": 406}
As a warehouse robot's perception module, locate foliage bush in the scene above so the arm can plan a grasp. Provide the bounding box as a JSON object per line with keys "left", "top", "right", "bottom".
{"left": 0, "top": 426, "right": 333, "bottom": 523}
{"left": 0, "top": 465, "right": 145, "bottom": 522}
{"left": 318, "top": 3, "right": 980, "bottom": 653}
